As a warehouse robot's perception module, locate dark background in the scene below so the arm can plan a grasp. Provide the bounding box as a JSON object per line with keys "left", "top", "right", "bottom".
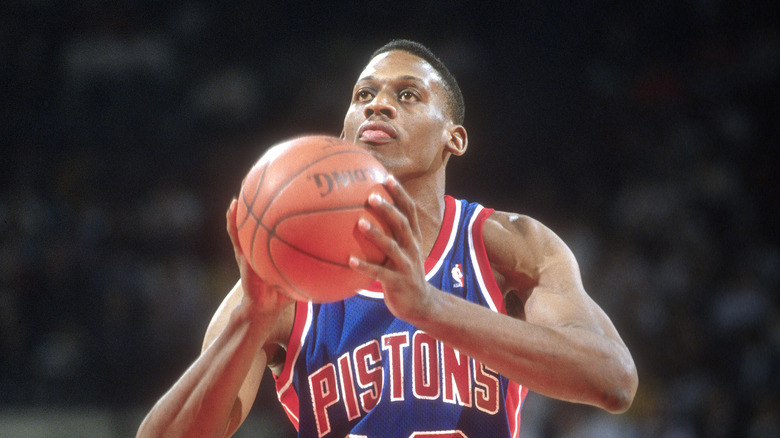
{"left": 1, "top": 1, "right": 778, "bottom": 436}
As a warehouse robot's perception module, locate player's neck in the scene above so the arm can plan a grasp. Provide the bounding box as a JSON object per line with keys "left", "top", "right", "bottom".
{"left": 399, "top": 170, "right": 446, "bottom": 258}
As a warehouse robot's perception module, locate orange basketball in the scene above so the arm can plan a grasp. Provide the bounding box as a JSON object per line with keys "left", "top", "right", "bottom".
{"left": 236, "top": 135, "right": 391, "bottom": 302}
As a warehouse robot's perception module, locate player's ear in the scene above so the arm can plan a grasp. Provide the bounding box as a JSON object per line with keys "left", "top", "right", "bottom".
{"left": 445, "top": 124, "right": 467, "bottom": 157}
{"left": 339, "top": 129, "right": 346, "bottom": 140}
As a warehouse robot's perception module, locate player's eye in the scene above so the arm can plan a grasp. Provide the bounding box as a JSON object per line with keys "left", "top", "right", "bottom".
{"left": 399, "top": 89, "right": 418, "bottom": 102}
{"left": 355, "top": 89, "right": 374, "bottom": 102}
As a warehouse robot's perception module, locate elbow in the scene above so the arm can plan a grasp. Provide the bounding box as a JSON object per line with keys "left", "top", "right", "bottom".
{"left": 135, "top": 419, "right": 157, "bottom": 438}
{"left": 136, "top": 416, "right": 175, "bottom": 438}
{"left": 136, "top": 411, "right": 157, "bottom": 438}
{"left": 601, "top": 361, "right": 638, "bottom": 414}
{"left": 135, "top": 410, "right": 181, "bottom": 438}
{"left": 603, "top": 385, "right": 636, "bottom": 414}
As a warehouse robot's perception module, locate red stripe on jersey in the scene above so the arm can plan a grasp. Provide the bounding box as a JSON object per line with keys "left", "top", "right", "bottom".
{"left": 470, "top": 206, "right": 528, "bottom": 434}
{"left": 425, "top": 195, "right": 458, "bottom": 273}
{"left": 274, "top": 301, "right": 312, "bottom": 430}
{"left": 359, "top": 195, "right": 460, "bottom": 295}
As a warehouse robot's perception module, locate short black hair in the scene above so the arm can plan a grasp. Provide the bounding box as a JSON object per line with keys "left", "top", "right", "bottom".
{"left": 371, "top": 39, "right": 465, "bottom": 125}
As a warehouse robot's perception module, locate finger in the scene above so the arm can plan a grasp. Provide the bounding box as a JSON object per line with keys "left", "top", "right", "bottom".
{"left": 385, "top": 175, "right": 419, "bottom": 232}
{"left": 358, "top": 216, "right": 402, "bottom": 260}
{"left": 368, "top": 192, "right": 416, "bottom": 249}
{"left": 228, "top": 200, "right": 266, "bottom": 292}
{"left": 349, "top": 254, "right": 389, "bottom": 280}
{"left": 226, "top": 198, "right": 239, "bottom": 248}
{"left": 226, "top": 199, "right": 249, "bottom": 266}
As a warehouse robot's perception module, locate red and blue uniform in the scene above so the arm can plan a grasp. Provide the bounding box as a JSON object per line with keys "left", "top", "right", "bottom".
{"left": 273, "top": 196, "right": 529, "bottom": 438}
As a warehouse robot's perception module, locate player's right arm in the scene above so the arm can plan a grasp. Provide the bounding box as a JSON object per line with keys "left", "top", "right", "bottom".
{"left": 136, "top": 200, "right": 295, "bottom": 438}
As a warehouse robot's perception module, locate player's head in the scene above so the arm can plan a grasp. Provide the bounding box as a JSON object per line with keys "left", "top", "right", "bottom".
{"left": 341, "top": 40, "right": 468, "bottom": 181}
{"left": 371, "top": 40, "right": 465, "bottom": 125}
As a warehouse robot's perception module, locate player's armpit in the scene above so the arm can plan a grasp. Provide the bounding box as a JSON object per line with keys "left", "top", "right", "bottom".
{"left": 484, "top": 212, "right": 599, "bottom": 329}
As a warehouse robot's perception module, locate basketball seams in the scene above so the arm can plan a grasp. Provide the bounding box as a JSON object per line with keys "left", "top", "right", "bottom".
{"left": 269, "top": 240, "right": 355, "bottom": 301}
{"left": 272, "top": 203, "right": 381, "bottom": 225}
{"left": 260, "top": 149, "right": 384, "bottom": 299}
{"left": 237, "top": 136, "right": 389, "bottom": 302}
{"left": 270, "top": 203, "right": 373, "bottom": 264}
{"left": 257, "top": 148, "right": 382, "bottom": 225}
{"left": 242, "top": 148, "right": 377, "bottom": 279}
{"left": 238, "top": 161, "right": 269, "bottom": 229}
{"left": 239, "top": 161, "right": 270, "bottom": 270}
{"left": 267, "top": 202, "right": 388, "bottom": 300}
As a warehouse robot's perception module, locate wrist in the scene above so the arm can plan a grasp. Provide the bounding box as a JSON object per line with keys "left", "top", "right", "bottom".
{"left": 398, "top": 283, "right": 441, "bottom": 328}
{"left": 234, "top": 295, "right": 282, "bottom": 332}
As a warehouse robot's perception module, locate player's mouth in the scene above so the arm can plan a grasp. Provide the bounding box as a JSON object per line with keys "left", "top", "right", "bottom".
{"left": 358, "top": 121, "right": 397, "bottom": 145}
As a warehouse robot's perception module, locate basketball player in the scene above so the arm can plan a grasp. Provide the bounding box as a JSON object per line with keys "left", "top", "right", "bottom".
{"left": 137, "top": 40, "right": 637, "bottom": 437}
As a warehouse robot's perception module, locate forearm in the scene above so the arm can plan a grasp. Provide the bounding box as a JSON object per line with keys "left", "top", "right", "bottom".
{"left": 137, "top": 302, "right": 273, "bottom": 438}
{"left": 413, "top": 287, "right": 637, "bottom": 413}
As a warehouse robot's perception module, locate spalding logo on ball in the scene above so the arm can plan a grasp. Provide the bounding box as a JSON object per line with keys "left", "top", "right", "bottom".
{"left": 236, "top": 135, "right": 392, "bottom": 302}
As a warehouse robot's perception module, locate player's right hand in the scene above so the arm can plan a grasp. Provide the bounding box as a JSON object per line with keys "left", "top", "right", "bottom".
{"left": 226, "top": 198, "right": 294, "bottom": 316}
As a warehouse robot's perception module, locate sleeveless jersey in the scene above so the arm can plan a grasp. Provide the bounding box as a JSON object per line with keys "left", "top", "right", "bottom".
{"left": 273, "top": 196, "right": 529, "bottom": 438}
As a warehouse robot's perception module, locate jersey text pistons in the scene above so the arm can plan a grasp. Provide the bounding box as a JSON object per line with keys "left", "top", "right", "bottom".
{"left": 307, "top": 329, "right": 501, "bottom": 437}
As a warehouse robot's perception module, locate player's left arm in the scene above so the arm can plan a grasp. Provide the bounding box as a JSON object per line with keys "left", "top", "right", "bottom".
{"left": 481, "top": 210, "right": 638, "bottom": 412}
{"left": 351, "top": 176, "right": 638, "bottom": 413}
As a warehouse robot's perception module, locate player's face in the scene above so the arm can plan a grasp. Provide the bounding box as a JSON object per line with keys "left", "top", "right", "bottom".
{"left": 342, "top": 50, "right": 455, "bottom": 179}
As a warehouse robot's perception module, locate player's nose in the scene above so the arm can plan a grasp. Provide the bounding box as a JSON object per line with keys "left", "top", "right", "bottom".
{"left": 363, "top": 91, "right": 397, "bottom": 119}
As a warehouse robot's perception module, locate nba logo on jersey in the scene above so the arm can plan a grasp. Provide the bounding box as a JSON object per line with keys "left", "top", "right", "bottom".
{"left": 451, "top": 264, "right": 464, "bottom": 288}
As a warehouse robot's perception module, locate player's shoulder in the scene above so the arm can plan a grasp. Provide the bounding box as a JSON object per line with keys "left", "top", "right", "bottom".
{"left": 483, "top": 210, "right": 572, "bottom": 267}
{"left": 484, "top": 210, "right": 549, "bottom": 243}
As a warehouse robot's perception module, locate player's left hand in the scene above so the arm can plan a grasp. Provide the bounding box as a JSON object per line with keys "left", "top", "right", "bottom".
{"left": 349, "top": 175, "right": 436, "bottom": 322}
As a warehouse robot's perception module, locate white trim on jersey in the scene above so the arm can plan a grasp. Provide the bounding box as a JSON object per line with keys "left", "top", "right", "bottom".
{"left": 424, "top": 198, "right": 462, "bottom": 282}
{"left": 276, "top": 300, "right": 314, "bottom": 425}
{"left": 356, "top": 197, "right": 462, "bottom": 299}
{"left": 467, "top": 205, "right": 499, "bottom": 313}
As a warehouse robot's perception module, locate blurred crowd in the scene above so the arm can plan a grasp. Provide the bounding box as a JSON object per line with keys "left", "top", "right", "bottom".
{"left": 1, "top": 1, "right": 777, "bottom": 437}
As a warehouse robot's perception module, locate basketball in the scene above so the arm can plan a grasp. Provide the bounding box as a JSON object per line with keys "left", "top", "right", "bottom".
{"left": 236, "top": 135, "right": 391, "bottom": 302}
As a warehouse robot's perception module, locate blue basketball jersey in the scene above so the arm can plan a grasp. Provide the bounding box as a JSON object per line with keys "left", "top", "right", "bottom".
{"left": 273, "top": 196, "right": 529, "bottom": 438}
